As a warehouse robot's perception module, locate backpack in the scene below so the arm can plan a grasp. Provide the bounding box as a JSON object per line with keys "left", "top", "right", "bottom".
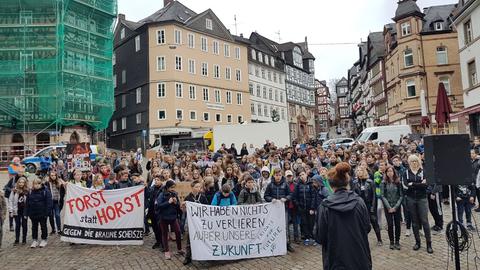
{"left": 216, "top": 192, "right": 234, "bottom": 206}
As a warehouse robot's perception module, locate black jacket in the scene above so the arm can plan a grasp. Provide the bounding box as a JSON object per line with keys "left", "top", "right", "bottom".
{"left": 155, "top": 191, "right": 181, "bottom": 221}
{"left": 184, "top": 192, "right": 209, "bottom": 205}
{"left": 455, "top": 184, "right": 475, "bottom": 199}
{"left": 264, "top": 178, "right": 292, "bottom": 203}
{"left": 204, "top": 186, "right": 216, "bottom": 204}
{"left": 25, "top": 186, "right": 53, "bottom": 218}
{"left": 472, "top": 158, "right": 480, "bottom": 183}
{"left": 351, "top": 178, "right": 376, "bottom": 213}
{"left": 315, "top": 189, "right": 372, "bottom": 270}
{"left": 148, "top": 185, "right": 163, "bottom": 218}
{"left": 402, "top": 168, "right": 427, "bottom": 200}
{"left": 294, "top": 180, "right": 316, "bottom": 210}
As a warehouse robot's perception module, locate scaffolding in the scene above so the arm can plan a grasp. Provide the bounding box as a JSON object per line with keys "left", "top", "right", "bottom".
{"left": 0, "top": 0, "right": 117, "bottom": 134}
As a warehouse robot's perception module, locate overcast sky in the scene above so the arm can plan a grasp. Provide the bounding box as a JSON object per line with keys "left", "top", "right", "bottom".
{"left": 118, "top": 0, "right": 457, "bottom": 84}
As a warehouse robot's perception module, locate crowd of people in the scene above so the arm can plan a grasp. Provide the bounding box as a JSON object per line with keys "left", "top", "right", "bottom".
{"left": 1, "top": 136, "right": 480, "bottom": 268}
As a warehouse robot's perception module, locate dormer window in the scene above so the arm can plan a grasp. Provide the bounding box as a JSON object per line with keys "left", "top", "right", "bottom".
{"left": 251, "top": 49, "right": 256, "bottom": 60}
{"left": 120, "top": 28, "right": 125, "bottom": 39}
{"left": 435, "top": 22, "right": 443, "bottom": 31}
{"left": 206, "top": 18, "right": 212, "bottom": 30}
{"left": 401, "top": 22, "right": 411, "bottom": 36}
{"left": 293, "top": 46, "right": 303, "bottom": 68}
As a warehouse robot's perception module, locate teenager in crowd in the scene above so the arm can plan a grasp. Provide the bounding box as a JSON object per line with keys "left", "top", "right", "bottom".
{"left": 380, "top": 166, "right": 403, "bottom": 250}
{"left": 238, "top": 175, "right": 262, "bottom": 205}
{"left": 455, "top": 182, "right": 476, "bottom": 231}
{"left": 149, "top": 177, "right": 164, "bottom": 250}
{"left": 294, "top": 171, "right": 316, "bottom": 246}
{"left": 26, "top": 179, "right": 52, "bottom": 248}
{"left": 45, "top": 170, "right": 65, "bottom": 235}
{"left": 0, "top": 189, "right": 6, "bottom": 250}
{"left": 8, "top": 177, "right": 29, "bottom": 245}
{"left": 212, "top": 184, "right": 237, "bottom": 206}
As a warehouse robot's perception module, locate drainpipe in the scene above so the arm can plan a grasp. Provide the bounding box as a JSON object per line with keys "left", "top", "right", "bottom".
{"left": 420, "top": 30, "right": 431, "bottom": 134}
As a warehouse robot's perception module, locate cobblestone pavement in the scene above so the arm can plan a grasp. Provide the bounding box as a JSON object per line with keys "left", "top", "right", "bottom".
{"left": 1, "top": 173, "right": 480, "bottom": 270}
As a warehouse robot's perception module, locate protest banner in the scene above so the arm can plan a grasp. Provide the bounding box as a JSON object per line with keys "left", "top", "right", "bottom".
{"left": 66, "top": 143, "right": 93, "bottom": 172}
{"left": 186, "top": 201, "right": 287, "bottom": 260}
{"left": 60, "top": 184, "right": 145, "bottom": 245}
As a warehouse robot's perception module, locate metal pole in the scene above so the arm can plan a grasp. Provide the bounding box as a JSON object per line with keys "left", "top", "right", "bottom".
{"left": 450, "top": 185, "right": 461, "bottom": 270}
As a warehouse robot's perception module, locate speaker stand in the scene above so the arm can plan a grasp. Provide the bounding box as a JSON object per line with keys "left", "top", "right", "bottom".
{"left": 450, "top": 185, "right": 461, "bottom": 270}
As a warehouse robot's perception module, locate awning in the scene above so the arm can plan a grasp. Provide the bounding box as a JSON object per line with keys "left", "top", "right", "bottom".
{"left": 451, "top": 103, "right": 480, "bottom": 119}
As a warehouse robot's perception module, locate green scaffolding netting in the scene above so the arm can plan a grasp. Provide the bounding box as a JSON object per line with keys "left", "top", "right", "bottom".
{"left": 0, "top": 0, "right": 117, "bottom": 131}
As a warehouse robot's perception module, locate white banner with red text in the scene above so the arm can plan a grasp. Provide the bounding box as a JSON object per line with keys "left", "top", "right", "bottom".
{"left": 186, "top": 201, "right": 287, "bottom": 260}
{"left": 60, "top": 184, "right": 145, "bottom": 245}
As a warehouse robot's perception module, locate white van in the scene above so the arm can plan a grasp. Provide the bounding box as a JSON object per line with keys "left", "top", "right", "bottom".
{"left": 356, "top": 125, "right": 412, "bottom": 143}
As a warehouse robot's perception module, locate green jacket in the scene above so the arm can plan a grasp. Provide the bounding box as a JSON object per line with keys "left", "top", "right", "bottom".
{"left": 374, "top": 171, "right": 383, "bottom": 197}
{"left": 380, "top": 182, "right": 403, "bottom": 210}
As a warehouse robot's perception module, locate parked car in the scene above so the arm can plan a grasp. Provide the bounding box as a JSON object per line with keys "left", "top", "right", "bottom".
{"left": 322, "top": 138, "right": 355, "bottom": 149}
{"left": 317, "top": 132, "right": 329, "bottom": 144}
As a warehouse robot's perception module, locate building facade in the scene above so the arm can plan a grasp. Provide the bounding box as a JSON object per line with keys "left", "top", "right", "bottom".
{"left": 452, "top": 0, "right": 480, "bottom": 136}
{"left": 315, "top": 80, "right": 331, "bottom": 133}
{"left": 109, "top": 0, "right": 250, "bottom": 150}
{"left": 246, "top": 33, "right": 288, "bottom": 124}
{"left": 366, "top": 32, "right": 388, "bottom": 127}
{"left": 336, "top": 77, "right": 352, "bottom": 135}
{"left": 384, "top": 0, "right": 465, "bottom": 134}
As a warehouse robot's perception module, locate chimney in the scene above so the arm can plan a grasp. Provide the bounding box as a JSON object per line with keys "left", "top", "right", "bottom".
{"left": 118, "top": 13, "right": 125, "bottom": 21}
{"left": 164, "top": 0, "right": 174, "bottom": 7}
{"left": 304, "top": 36, "right": 308, "bottom": 50}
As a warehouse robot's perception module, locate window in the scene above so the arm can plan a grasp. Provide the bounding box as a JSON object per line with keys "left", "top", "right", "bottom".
{"left": 112, "top": 120, "right": 117, "bottom": 132}
{"left": 265, "top": 55, "right": 269, "bottom": 65}
{"left": 201, "top": 62, "right": 208, "bottom": 76}
{"left": 235, "top": 69, "right": 241, "bottom": 81}
{"left": 157, "top": 56, "right": 166, "bottom": 71}
{"left": 175, "top": 56, "right": 182, "bottom": 71}
{"left": 275, "top": 90, "right": 279, "bottom": 101}
{"left": 251, "top": 103, "right": 256, "bottom": 115}
{"left": 203, "top": 88, "right": 209, "bottom": 101}
{"left": 256, "top": 85, "right": 261, "bottom": 97}
{"left": 175, "top": 83, "right": 183, "bottom": 98}
{"left": 120, "top": 28, "right": 125, "bottom": 39}
{"left": 464, "top": 20, "right": 473, "bottom": 44}
{"left": 113, "top": 53, "right": 116, "bottom": 66}
{"left": 257, "top": 104, "right": 262, "bottom": 116}
{"left": 136, "top": 88, "right": 141, "bottom": 104}
{"left": 158, "top": 110, "right": 166, "bottom": 120}
{"left": 157, "top": 83, "right": 165, "bottom": 98}
{"left": 121, "top": 94, "right": 126, "bottom": 108}
{"left": 436, "top": 47, "right": 448, "bottom": 65}
{"left": 121, "top": 70, "right": 126, "bottom": 84}
{"left": 224, "top": 44, "right": 230, "bottom": 57}
{"left": 225, "top": 67, "right": 231, "bottom": 80}
{"left": 226, "top": 91, "right": 232, "bottom": 104}
{"left": 174, "top": 29, "right": 181, "bottom": 44}
{"left": 121, "top": 117, "right": 126, "bottom": 130}
{"left": 213, "top": 40, "right": 219, "bottom": 55}
{"left": 263, "top": 87, "right": 267, "bottom": 99}
{"left": 176, "top": 109, "right": 183, "bottom": 120}
{"left": 227, "top": 114, "right": 232, "bottom": 123}
{"left": 214, "top": 89, "right": 221, "bottom": 103}
{"left": 190, "top": 111, "right": 197, "bottom": 121}
{"left": 281, "top": 108, "right": 285, "bottom": 120}
{"left": 187, "top": 33, "right": 195, "bottom": 48}
{"left": 401, "top": 22, "right": 411, "bottom": 36}
{"left": 157, "top": 29, "right": 166, "bottom": 44}
{"left": 236, "top": 93, "right": 243, "bottom": 105}
{"left": 293, "top": 47, "right": 303, "bottom": 68}
{"left": 261, "top": 69, "right": 266, "bottom": 79}
{"left": 206, "top": 18, "right": 213, "bottom": 30}
{"left": 280, "top": 92, "right": 284, "bottom": 103}
{"left": 136, "top": 113, "right": 141, "bottom": 124}
{"left": 249, "top": 83, "right": 254, "bottom": 95}
{"left": 264, "top": 105, "right": 269, "bottom": 117}
{"left": 270, "top": 56, "right": 275, "bottom": 67}
{"left": 213, "top": 65, "right": 220, "bottom": 78}
{"left": 273, "top": 73, "right": 277, "bottom": 83}
{"left": 258, "top": 53, "right": 263, "bottom": 63}
{"left": 188, "top": 59, "right": 195, "bottom": 74}
{"left": 215, "top": 113, "right": 221, "bottom": 122}
{"left": 238, "top": 115, "right": 243, "bottom": 124}
{"left": 268, "top": 71, "right": 272, "bottom": 81}
{"left": 189, "top": 85, "right": 196, "bottom": 100}
{"left": 113, "top": 74, "right": 117, "bottom": 88}
{"left": 135, "top": 35, "right": 140, "bottom": 52}
{"left": 201, "top": 37, "right": 208, "bottom": 52}
{"left": 439, "top": 76, "right": 451, "bottom": 95}
{"left": 269, "top": 89, "right": 273, "bottom": 100}
{"left": 255, "top": 67, "right": 259, "bottom": 77}
{"left": 203, "top": 112, "right": 210, "bottom": 122}
{"left": 235, "top": 47, "right": 240, "bottom": 59}
{"left": 468, "top": 60, "right": 477, "bottom": 87}
{"left": 404, "top": 49, "right": 413, "bottom": 67}
{"left": 406, "top": 79, "right": 416, "bottom": 97}
{"left": 435, "top": 22, "right": 443, "bottom": 31}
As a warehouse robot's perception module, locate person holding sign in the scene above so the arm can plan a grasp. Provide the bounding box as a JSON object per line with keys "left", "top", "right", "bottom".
{"left": 155, "top": 180, "right": 183, "bottom": 260}
{"left": 264, "top": 167, "right": 294, "bottom": 253}
{"left": 238, "top": 175, "right": 262, "bottom": 205}
{"left": 315, "top": 162, "right": 372, "bottom": 270}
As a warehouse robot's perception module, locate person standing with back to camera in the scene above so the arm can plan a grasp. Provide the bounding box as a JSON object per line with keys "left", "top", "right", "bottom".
{"left": 315, "top": 162, "right": 372, "bottom": 270}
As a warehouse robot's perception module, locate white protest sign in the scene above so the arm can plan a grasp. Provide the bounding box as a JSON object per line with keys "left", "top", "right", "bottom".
{"left": 186, "top": 201, "right": 287, "bottom": 260}
{"left": 60, "top": 184, "right": 144, "bottom": 245}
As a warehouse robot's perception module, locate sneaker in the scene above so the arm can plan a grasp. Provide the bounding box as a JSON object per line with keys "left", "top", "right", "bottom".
{"left": 21, "top": 240, "right": 26, "bottom": 245}
{"left": 177, "top": 250, "right": 185, "bottom": 256}
{"left": 405, "top": 229, "right": 411, "bottom": 237}
{"left": 389, "top": 242, "right": 394, "bottom": 250}
{"left": 13, "top": 240, "right": 19, "bottom": 246}
{"left": 294, "top": 238, "right": 301, "bottom": 244}
{"left": 287, "top": 244, "right": 295, "bottom": 252}
{"left": 39, "top": 240, "right": 47, "bottom": 248}
{"left": 394, "top": 242, "right": 401, "bottom": 250}
{"left": 144, "top": 231, "right": 150, "bottom": 236}
{"left": 413, "top": 243, "right": 421, "bottom": 251}
{"left": 152, "top": 242, "right": 161, "bottom": 249}
{"left": 303, "top": 239, "right": 310, "bottom": 246}
{"left": 165, "top": 251, "right": 171, "bottom": 260}
{"left": 30, "top": 240, "right": 39, "bottom": 248}
{"left": 475, "top": 207, "right": 480, "bottom": 212}
{"left": 467, "top": 225, "right": 475, "bottom": 231}
{"left": 182, "top": 257, "right": 192, "bottom": 265}
{"left": 50, "top": 231, "right": 56, "bottom": 235}
{"left": 9, "top": 227, "right": 14, "bottom": 232}
{"left": 310, "top": 239, "right": 318, "bottom": 246}
{"left": 377, "top": 241, "right": 383, "bottom": 247}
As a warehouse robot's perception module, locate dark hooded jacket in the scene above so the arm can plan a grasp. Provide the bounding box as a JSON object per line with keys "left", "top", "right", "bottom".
{"left": 315, "top": 189, "right": 372, "bottom": 270}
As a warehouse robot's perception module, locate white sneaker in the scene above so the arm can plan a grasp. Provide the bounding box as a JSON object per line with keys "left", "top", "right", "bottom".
{"left": 39, "top": 240, "right": 47, "bottom": 248}
{"left": 30, "top": 240, "right": 39, "bottom": 248}
{"left": 405, "top": 229, "right": 411, "bottom": 237}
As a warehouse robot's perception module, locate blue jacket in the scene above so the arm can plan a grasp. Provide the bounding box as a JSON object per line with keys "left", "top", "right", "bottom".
{"left": 155, "top": 191, "right": 180, "bottom": 221}
{"left": 211, "top": 192, "right": 237, "bottom": 206}
{"left": 25, "top": 186, "right": 53, "bottom": 218}
{"left": 294, "top": 180, "right": 316, "bottom": 210}
{"left": 264, "top": 178, "right": 292, "bottom": 203}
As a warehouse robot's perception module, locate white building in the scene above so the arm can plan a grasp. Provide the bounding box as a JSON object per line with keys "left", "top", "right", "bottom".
{"left": 452, "top": 0, "right": 480, "bottom": 136}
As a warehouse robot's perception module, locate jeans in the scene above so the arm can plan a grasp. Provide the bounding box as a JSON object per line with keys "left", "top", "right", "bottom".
{"left": 402, "top": 197, "right": 412, "bottom": 230}
{"left": 457, "top": 198, "right": 473, "bottom": 225}
{"left": 15, "top": 211, "right": 28, "bottom": 243}
{"left": 298, "top": 208, "right": 314, "bottom": 239}
{"left": 160, "top": 219, "right": 181, "bottom": 252}
{"left": 428, "top": 193, "right": 443, "bottom": 228}
{"left": 370, "top": 212, "right": 382, "bottom": 242}
{"left": 407, "top": 197, "right": 431, "bottom": 243}
{"left": 31, "top": 216, "right": 48, "bottom": 241}
{"left": 385, "top": 210, "right": 401, "bottom": 243}
{"left": 288, "top": 208, "right": 299, "bottom": 241}
{"left": 152, "top": 216, "right": 163, "bottom": 246}
{"left": 9, "top": 215, "right": 14, "bottom": 230}
{"left": 48, "top": 200, "right": 61, "bottom": 233}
